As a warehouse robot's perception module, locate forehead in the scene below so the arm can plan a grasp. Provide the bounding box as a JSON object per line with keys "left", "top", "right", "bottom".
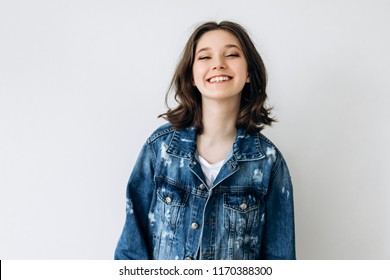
{"left": 196, "top": 29, "right": 242, "bottom": 50}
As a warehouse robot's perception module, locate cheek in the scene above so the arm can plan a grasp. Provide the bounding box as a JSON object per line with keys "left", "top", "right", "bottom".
{"left": 192, "top": 64, "right": 207, "bottom": 84}
{"left": 192, "top": 72, "right": 199, "bottom": 86}
{"left": 238, "top": 64, "right": 250, "bottom": 82}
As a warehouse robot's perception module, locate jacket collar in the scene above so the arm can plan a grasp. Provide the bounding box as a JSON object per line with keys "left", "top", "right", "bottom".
{"left": 166, "top": 127, "right": 265, "bottom": 161}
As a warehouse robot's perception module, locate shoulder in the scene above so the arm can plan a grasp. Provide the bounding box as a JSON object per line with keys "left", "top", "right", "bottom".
{"left": 256, "top": 132, "right": 285, "bottom": 160}
{"left": 255, "top": 131, "right": 291, "bottom": 177}
{"left": 146, "top": 123, "right": 175, "bottom": 144}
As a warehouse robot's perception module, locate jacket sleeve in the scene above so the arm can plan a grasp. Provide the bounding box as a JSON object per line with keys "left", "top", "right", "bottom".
{"left": 260, "top": 155, "right": 296, "bottom": 259}
{"left": 114, "top": 142, "right": 156, "bottom": 260}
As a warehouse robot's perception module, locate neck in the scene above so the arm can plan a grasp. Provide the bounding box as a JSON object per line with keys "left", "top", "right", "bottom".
{"left": 196, "top": 97, "right": 241, "bottom": 163}
{"left": 200, "top": 97, "right": 240, "bottom": 140}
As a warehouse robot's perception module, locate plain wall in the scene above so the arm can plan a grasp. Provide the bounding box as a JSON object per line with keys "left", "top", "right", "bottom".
{"left": 1, "top": 0, "right": 389, "bottom": 259}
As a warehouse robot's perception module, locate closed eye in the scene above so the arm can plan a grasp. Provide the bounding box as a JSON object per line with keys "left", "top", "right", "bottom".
{"left": 226, "top": 53, "right": 239, "bottom": 57}
{"left": 198, "top": 56, "right": 211, "bottom": 60}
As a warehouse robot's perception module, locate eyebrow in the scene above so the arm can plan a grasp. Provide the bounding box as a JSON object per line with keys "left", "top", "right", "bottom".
{"left": 196, "top": 44, "right": 242, "bottom": 55}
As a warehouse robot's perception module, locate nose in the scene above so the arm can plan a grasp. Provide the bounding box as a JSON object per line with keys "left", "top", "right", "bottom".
{"left": 212, "top": 56, "right": 226, "bottom": 69}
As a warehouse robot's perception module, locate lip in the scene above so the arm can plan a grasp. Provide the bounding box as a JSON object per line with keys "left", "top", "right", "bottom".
{"left": 207, "top": 75, "right": 233, "bottom": 83}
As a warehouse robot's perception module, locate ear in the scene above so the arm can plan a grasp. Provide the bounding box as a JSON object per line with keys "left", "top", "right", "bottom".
{"left": 246, "top": 73, "right": 250, "bottom": 83}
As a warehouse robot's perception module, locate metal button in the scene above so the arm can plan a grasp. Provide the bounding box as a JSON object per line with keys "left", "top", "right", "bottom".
{"left": 165, "top": 196, "right": 172, "bottom": 204}
{"left": 199, "top": 184, "right": 206, "bottom": 190}
{"left": 185, "top": 256, "right": 192, "bottom": 260}
{"left": 240, "top": 203, "right": 247, "bottom": 210}
{"left": 191, "top": 223, "right": 199, "bottom": 229}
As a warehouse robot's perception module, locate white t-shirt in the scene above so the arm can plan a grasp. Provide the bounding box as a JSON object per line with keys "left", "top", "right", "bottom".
{"left": 197, "top": 155, "right": 225, "bottom": 188}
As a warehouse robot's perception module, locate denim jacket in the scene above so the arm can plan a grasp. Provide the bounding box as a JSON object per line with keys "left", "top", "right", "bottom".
{"left": 115, "top": 123, "right": 295, "bottom": 260}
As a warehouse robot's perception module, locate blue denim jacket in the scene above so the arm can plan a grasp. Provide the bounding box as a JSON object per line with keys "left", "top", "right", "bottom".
{"left": 115, "top": 123, "right": 295, "bottom": 260}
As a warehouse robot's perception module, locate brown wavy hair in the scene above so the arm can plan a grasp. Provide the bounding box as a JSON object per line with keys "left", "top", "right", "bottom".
{"left": 159, "top": 21, "right": 275, "bottom": 134}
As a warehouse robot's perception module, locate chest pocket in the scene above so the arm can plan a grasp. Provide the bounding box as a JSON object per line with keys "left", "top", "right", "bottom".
{"left": 157, "top": 183, "right": 189, "bottom": 227}
{"left": 224, "top": 192, "right": 260, "bottom": 212}
{"left": 223, "top": 191, "right": 261, "bottom": 232}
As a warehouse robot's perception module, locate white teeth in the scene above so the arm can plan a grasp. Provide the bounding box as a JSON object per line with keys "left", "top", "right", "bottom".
{"left": 209, "top": 76, "right": 231, "bottom": 83}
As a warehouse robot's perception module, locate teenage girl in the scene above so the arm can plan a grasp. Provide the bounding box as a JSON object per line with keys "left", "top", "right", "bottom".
{"left": 115, "top": 21, "right": 295, "bottom": 260}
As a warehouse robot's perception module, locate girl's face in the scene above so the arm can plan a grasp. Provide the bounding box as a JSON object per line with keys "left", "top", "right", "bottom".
{"left": 192, "top": 30, "right": 249, "bottom": 103}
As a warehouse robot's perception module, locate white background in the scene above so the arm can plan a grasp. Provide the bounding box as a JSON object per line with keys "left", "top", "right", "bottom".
{"left": 1, "top": 0, "right": 389, "bottom": 259}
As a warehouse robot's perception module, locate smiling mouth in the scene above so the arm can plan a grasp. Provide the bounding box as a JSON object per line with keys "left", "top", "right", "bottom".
{"left": 208, "top": 76, "right": 232, "bottom": 83}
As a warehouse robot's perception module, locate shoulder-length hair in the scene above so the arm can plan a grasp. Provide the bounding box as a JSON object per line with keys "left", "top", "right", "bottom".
{"left": 159, "top": 21, "right": 275, "bottom": 134}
